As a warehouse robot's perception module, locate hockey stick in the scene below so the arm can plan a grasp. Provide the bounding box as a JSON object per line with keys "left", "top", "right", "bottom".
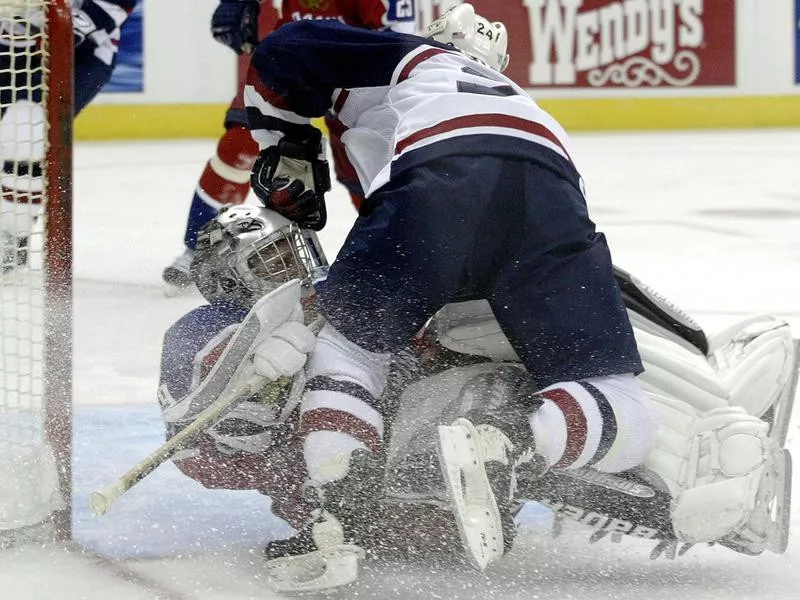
{"left": 90, "top": 288, "right": 325, "bottom": 516}
{"left": 89, "top": 370, "right": 278, "bottom": 516}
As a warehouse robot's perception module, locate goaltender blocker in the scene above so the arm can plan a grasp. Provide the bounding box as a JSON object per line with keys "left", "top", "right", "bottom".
{"left": 157, "top": 204, "right": 796, "bottom": 592}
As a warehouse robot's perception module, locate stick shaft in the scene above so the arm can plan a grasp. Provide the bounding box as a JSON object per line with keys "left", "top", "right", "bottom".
{"left": 90, "top": 316, "right": 324, "bottom": 516}
{"left": 90, "top": 373, "right": 268, "bottom": 515}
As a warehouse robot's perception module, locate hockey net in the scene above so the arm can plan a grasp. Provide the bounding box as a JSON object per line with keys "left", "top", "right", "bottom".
{"left": 0, "top": 0, "right": 72, "bottom": 545}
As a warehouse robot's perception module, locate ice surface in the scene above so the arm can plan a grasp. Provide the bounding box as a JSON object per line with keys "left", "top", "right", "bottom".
{"left": 1, "top": 129, "right": 798, "bottom": 599}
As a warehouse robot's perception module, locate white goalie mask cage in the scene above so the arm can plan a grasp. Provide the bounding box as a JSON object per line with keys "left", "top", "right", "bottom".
{"left": 425, "top": 3, "right": 510, "bottom": 73}
{"left": 191, "top": 205, "right": 327, "bottom": 308}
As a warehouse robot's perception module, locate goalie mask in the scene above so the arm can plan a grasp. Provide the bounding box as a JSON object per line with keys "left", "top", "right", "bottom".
{"left": 425, "top": 3, "right": 510, "bottom": 73}
{"left": 191, "top": 205, "right": 327, "bottom": 308}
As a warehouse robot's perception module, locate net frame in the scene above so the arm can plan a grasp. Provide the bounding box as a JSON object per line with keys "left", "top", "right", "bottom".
{"left": 0, "top": 0, "right": 73, "bottom": 541}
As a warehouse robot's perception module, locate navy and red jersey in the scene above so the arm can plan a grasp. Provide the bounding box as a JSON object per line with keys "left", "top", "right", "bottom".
{"left": 278, "top": 0, "right": 414, "bottom": 33}
{"left": 158, "top": 300, "right": 314, "bottom": 527}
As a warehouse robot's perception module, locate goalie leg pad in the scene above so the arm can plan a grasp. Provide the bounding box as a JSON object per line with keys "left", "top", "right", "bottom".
{"left": 645, "top": 396, "right": 789, "bottom": 550}
{"left": 709, "top": 318, "right": 797, "bottom": 425}
{"left": 762, "top": 338, "right": 799, "bottom": 447}
{"left": 718, "top": 447, "right": 792, "bottom": 555}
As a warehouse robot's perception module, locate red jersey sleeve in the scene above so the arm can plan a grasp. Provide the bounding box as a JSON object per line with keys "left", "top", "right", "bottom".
{"left": 279, "top": 0, "right": 389, "bottom": 30}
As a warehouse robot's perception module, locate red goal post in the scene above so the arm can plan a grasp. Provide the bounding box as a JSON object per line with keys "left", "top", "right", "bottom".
{"left": 0, "top": 0, "right": 73, "bottom": 543}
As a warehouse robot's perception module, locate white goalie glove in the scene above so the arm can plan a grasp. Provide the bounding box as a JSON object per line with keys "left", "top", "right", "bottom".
{"left": 159, "top": 279, "right": 317, "bottom": 430}
{"left": 253, "top": 319, "right": 317, "bottom": 381}
{"left": 246, "top": 279, "right": 317, "bottom": 382}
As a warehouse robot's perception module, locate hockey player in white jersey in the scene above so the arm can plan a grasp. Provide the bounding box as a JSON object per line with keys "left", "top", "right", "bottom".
{"left": 0, "top": 0, "right": 135, "bottom": 272}
{"left": 161, "top": 0, "right": 417, "bottom": 295}
{"left": 241, "top": 1, "right": 662, "bottom": 572}
{"left": 156, "top": 203, "right": 795, "bottom": 592}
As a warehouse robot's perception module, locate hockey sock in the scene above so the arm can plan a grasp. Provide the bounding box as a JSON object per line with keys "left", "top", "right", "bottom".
{"left": 530, "top": 373, "right": 657, "bottom": 473}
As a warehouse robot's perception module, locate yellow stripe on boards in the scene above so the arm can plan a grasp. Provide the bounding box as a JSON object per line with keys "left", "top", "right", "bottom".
{"left": 74, "top": 96, "right": 800, "bottom": 141}
{"left": 537, "top": 95, "right": 800, "bottom": 131}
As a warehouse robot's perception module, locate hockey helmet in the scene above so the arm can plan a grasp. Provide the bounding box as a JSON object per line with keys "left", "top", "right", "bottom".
{"left": 424, "top": 3, "right": 510, "bottom": 73}
{"left": 191, "top": 205, "right": 327, "bottom": 308}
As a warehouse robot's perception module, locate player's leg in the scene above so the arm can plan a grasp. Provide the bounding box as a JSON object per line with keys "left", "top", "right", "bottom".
{"left": 162, "top": 91, "right": 258, "bottom": 294}
{"left": 0, "top": 49, "right": 44, "bottom": 272}
{"left": 263, "top": 158, "right": 504, "bottom": 590}
{"left": 73, "top": 44, "right": 115, "bottom": 115}
{"left": 438, "top": 157, "right": 655, "bottom": 567}
{"left": 512, "top": 395, "right": 790, "bottom": 559}
{"left": 295, "top": 156, "right": 508, "bottom": 527}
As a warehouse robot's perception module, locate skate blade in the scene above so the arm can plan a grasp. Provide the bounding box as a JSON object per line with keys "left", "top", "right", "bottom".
{"left": 266, "top": 544, "right": 364, "bottom": 594}
{"left": 437, "top": 418, "right": 505, "bottom": 570}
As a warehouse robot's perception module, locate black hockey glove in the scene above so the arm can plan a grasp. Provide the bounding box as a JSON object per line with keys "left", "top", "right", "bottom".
{"left": 251, "top": 130, "right": 331, "bottom": 231}
{"left": 210, "top": 0, "right": 260, "bottom": 55}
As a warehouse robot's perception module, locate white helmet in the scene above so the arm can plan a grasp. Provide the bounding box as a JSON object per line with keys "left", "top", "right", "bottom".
{"left": 191, "top": 205, "right": 328, "bottom": 308}
{"left": 425, "top": 3, "right": 510, "bottom": 73}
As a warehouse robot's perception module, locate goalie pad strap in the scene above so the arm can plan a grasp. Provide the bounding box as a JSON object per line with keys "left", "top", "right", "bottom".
{"left": 613, "top": 265, "right": 708, "bottom": 355}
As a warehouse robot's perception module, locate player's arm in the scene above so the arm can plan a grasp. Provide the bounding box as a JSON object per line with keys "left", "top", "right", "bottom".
{"left": 244, "top": 20, "right": 423, "bottom": 227}
{"left": 72, "top": 0, "right": 136, "bottom": 50}
{"left": 346, "top": 0, "right": 416, "bottom": 33}
{"left": 246, "top": 20, "right": 422, "bottom": 124}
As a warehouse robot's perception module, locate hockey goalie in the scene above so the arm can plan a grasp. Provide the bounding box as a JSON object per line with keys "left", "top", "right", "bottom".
{"left": 155, "top": 203, "right": 796, "bottom": 593}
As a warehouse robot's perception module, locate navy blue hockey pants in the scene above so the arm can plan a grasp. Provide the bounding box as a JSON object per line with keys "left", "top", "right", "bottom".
{"left": 316, "top": 154, "right": 642, "bottom": 387}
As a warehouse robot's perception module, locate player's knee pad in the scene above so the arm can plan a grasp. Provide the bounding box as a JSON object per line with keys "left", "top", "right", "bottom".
{"left": 645, "top": 395, "right": 772, "bottom": 544}
{"left": 1, "top": 101, "right": 44, "bottom": 236}
{"left": 216, "top": 124, "right": 259, "bottom": 170}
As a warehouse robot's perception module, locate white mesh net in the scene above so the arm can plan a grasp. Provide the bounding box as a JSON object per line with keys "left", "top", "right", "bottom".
{"left": 0, "top": 0, "right": 66, "bottom": 539}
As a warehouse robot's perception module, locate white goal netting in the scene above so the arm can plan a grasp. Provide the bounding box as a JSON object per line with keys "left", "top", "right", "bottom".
{"left": 0, "top": 0, "right": 71, "bottom": 542}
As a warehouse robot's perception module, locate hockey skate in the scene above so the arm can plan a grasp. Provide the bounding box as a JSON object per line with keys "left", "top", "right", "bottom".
{"left": 161, "top": 247, "right": 195, "bottom": 296}
{"left": 265, "top": 510, "right": 365, "bottom": 594}
{"left": 264, "top": 452, "right": 383, "bottom": 593}
{"left": 436, "top": 398, "right": 545, "bottom": 570}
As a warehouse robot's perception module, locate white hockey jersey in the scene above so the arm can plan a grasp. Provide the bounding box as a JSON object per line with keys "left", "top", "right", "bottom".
{"left": 244, "top": 19, "right": 578, "bottom": 198}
